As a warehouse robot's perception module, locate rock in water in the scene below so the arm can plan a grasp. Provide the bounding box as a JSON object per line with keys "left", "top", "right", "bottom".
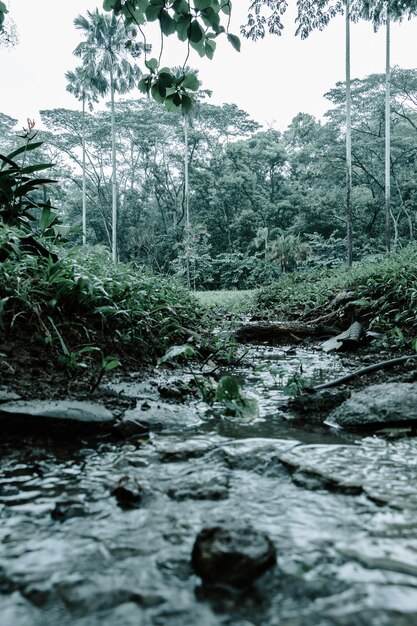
{"left": 328, "top": 382, "right": 417, "bottom": 429}
{"left": 0, "top": 399, "right": 114, "bottom": 435}
{"left": 191, "top": 525, "right": 276, "bottom": 588}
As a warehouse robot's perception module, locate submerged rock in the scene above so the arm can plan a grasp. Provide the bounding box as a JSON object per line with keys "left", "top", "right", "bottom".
{"left": 328, "top": 383, "right": 417, "bottom": 429}
{"left": 111, "top": 476, "right": 144, "bottom": 509}
{"left": 191, "top": 525, "right": 276, "bottom": 588}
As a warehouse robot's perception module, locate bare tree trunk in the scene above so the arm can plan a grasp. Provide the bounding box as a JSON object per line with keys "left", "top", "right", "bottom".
{"left": 82, "top": 94, "right": 87, "bottom": 246}
{"left": 346, "top": 0, "right": 353, "bottom": 267}
{"left": 184, "top": 115, "right": 191, "bottom": 289}
{"left": 110, "top": 66, "right": 118, "bottom": 262}
{"left": 385, "top": 15, "right": 391, "bottom": 252}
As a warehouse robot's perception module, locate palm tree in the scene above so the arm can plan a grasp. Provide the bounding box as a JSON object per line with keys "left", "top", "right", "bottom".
{"left": 346, "top": 0, "right": 353, "bottom": 266}
{"left": 73, "top": 10, "right": 141, "bottom": 261}
{"left": 171, "top": 66, "right": 206, "bottom": 288}
{"left": 66, "top": 65, "right": 107, "bottom": 246}
{"left": 362, "top": 0, "right": 417, "bottom": 251}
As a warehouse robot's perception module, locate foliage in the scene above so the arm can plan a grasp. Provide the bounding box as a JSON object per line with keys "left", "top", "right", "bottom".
{"left": 0, "top": 0, "right": 7, "bottom": 31}
{"left": 0, "top": 229, "right": 200, "bottom": 369}
{"left": 214, "top": 375, "right": 259, "bottom": 418}
{"left": 103, "top": 0, "right": 239, "bottom": 113}
{"left": 0, "top": 138, "right": 61, "bottom": 236}
{"left": 195, "top": 289, "right": 258, "bottom": 315}
{"left": 256, "top": 243, "right": 417, "bottom": 345}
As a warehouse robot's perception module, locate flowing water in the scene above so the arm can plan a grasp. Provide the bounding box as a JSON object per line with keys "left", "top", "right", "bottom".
{"left": 2, "top": 344, "right": 417, "bottom": 626}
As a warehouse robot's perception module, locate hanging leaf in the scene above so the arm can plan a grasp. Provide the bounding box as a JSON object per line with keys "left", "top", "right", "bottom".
{"left": 145, "top": 57, "right": 159, "bottom": 71}
{"left": 160, "top": 10, "right": 177, "bottom": 35}
{"left": 205, "top": 39, "right": 216, "bottom": 59}
{"left": 145, "top": 3, "right": 162, "bottom": 21}
{"left": 189, "top": 19, "right": 204, "bottom": 43}
{"left": 227, "top": 33, "right": 241, "bottom": 51}
{"left": 194, "top": 0, "right": 212, "bottom": 9}
{"left": 182, "top": 73, "right": 200, "bottom": 90}
{"left": 221, "top": 0, "right": 232, "bottom": 15}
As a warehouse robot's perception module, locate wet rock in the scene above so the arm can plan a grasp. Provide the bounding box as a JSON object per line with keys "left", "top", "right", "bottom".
{"left": 122, "top": 400, "right": 202, "bottom": 432}
{"left": 0, "top": 387, "right": 21, "bottom": 403}
{"left": 113, "top": 416, "right": 150, "bottom": 439}
{"left": 51, "top": 500, "right": 87, "bottom": 522}
{"left": 214, "top": 439, "right": 295, "bottom": 477}
{"left": 167, "top": 468, "right": 229, "bottom": 501}
{"left": 291, "top": 469, "right": 331, "bottom": 491}
{"left": 158, "top": 382, "right": 189, "bottom": 399}
{"left": 328, "top": 383, "right": 417, "bottom": 429}
{"left": 0, "top": 400, "right": 114, "bottom": 435}
{"left": 154, "top": 436, "right": 221, "bottom": 462}
{"left": 74, "top": 602, "right": 146, "bottom": 626}
{"left": 111, "top": 476, "right": 144, "bottom": 509}
{"left": 288, "top": 390, "right": 350, "bottom": 424}
{"left": 55, "top": 574, "right": 159, "bottom": 616}
{"left": 0, "top": 591, "right": 44, "bottom": 626}
{"left": 191, "top": 525, "right": 276, "bottom": 588}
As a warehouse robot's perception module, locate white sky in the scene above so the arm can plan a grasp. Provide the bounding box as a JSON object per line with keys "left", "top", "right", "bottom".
{"left": 1, "top": 0, "right": 416, "bottom": 132}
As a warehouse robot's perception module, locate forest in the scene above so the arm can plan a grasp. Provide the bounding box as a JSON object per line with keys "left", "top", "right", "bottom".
{"left": 2, "top": 65, "right": 417, "bottom": 290}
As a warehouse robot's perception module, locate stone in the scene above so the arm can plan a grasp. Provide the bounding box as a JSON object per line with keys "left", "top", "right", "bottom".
{"left": 167, "top": 469, "right": 229, "bottom": 501}
{"left": 121, "top": 400, "right": 202, "bottom": 432}
{"left": 51, "top": 500, "right": 87, "bottom": 522}
{"left": 0, "top": 399, "right": 114, "bottom": 434}
{"left": 328, "top": 383, "right": 417, "bottom": 429}
{"left": 191, "top": 524, "right": 276, "bottom": 588}
{"left": 0, "top": 387, "right": 22, "bottom": 403}
{"left": 111, "top": 477, "right": 144, "bottom": 509}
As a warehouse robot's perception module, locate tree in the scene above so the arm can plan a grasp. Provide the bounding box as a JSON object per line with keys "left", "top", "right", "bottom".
{"left": 242, "top": 0, "right": 364, "bottom": 266}
{"left": 362, "top": 0, "right": 417, "bottom": 251}
{"left": 66, "top": 66, "right": 107, "bottom": 246}
{"left": 108, "top": 0, "right": 239, "bottom": 111}
{"left": 74, "top": 10, "right": 142, "bottom": 261}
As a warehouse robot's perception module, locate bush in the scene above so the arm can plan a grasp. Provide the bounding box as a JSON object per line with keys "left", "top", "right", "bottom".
{"left": 256, "top": 244, "right": 417, "bottom": 343}
{"left": 0, "top": 228, "right": 200, "bottom": 366}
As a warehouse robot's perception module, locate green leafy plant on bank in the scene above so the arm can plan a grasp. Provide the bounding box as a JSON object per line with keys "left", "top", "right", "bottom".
{"left": 256, "top": 244, "right": 417, "bottom": 348}
{"left": 0, "top": 231, "right": 201, "bottom": 370}
{"left": 0, "top": 133, "right": 66, "bottom": 240}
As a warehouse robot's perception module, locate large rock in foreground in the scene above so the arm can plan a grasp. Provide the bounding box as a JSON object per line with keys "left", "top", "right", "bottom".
{"left": 328, "top": 383, "right": 417, "bottom": 429}
{"left": 0, "top": 399, "right": 115, "bottom": 435}
{"left": 191, "top": 525, "right": 276, "bottom": 588}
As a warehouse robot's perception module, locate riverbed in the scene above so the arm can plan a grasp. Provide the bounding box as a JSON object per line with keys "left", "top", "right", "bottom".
{"left": 2, "top": 343, "right": 417, "bottom": 626}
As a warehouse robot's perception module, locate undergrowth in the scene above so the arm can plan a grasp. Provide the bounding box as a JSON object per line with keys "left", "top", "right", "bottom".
{"left": 256, "top": 245, "right": 417, "bottom": 345}
{"left": 0, "top": 226, "right": 200, "bottom": 371}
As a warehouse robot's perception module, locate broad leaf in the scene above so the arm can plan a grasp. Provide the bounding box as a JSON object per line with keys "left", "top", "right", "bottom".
{"left": 227, "top": 33, "right": 241, "bottom": 51}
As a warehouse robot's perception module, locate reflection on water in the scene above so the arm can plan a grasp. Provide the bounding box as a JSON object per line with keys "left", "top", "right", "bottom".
{"left": 1, "top": 344, "right": 417, "bottom": 625}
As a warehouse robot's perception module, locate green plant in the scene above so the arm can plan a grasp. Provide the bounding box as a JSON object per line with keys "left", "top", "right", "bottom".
{"left": 282, "top": 371, "right": 310, "bottom": 397}
{"left": 0, "top": 135, "right": 58, "bottom": 233}
{"left": 215, "top": 375, "right": 259, "bottom": 418}
{"left": 90, "top": 355, "right": 121, "bottom": 391}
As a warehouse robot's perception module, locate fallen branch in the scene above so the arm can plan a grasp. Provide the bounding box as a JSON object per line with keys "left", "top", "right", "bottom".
{"left": 235, "top": 321, "right": 338, "bottom": 342}
{"left": 307, "top": 355, "right": 417, "bottom": 393}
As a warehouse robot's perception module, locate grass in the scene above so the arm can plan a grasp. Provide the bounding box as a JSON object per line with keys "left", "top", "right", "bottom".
{"left": 0, "top": 227, "right": 201, "bottom": 370}
{"left": 195, "top": 289, "right": 258, "bottom": 315}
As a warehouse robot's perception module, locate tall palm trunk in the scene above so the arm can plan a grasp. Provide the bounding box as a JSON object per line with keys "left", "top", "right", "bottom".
{"left": 346, "top": 0, "right": 353, "bottom": 266}
{"left": 110, "top": 65, "right": 117, "bottom": 262}
{"left": 385, "top": 14, "right": 391, "bottom": 252}
{"left": 82, "top": 93, "right": 87, "bottom": 246}
{"left": 184, "top": 115, "right": 190, "bottom": 289}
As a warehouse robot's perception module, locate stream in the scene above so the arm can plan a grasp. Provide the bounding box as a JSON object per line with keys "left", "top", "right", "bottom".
{"left": 2, "top": 343, "right": 417, "bottom": 626}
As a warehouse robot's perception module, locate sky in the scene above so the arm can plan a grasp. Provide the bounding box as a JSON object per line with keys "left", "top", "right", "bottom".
{"left": 1, "top": 0, "right": 416, "bottom": 132}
